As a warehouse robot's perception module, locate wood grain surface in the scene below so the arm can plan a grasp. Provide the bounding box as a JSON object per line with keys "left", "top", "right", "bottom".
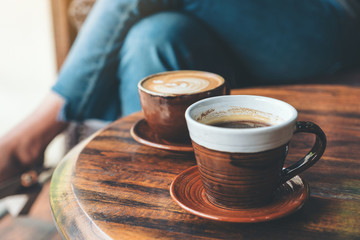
{"left": 50, "top": 84, "right": 360, "bottom": 240}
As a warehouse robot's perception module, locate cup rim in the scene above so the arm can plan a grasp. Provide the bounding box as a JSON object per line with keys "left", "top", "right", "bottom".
{"left": 138, "top": 70, "right": 225, "bottom": 97}
{"left": 185, "top": 95, "right": 298, "bottom": 134}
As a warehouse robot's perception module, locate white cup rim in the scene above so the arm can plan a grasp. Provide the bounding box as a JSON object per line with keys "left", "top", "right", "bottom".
{"left": 185, "top": 95, "right": 298, "bottom": 152}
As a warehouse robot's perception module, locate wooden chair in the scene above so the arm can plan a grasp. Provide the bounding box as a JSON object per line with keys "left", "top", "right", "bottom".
{"left": 51, "top": 0, "right": 96, "bottom": 71}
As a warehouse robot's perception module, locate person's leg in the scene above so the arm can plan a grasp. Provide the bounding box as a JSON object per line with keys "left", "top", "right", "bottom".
{"left": 52, "top": 0, "right": 188, "bottom": 122}
{"left": 183, "top": 0, "right": 360, "bottom": 86}
{"left": 118, "top": 11, "right": 241, "bottom": 115}
{"left": 52, "top": 0, "right": 128, "bottom": 122}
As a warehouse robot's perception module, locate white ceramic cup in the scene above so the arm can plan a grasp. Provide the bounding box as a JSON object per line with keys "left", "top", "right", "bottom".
{"left": 185, "top": 95, "right": 326, "bottom": 208}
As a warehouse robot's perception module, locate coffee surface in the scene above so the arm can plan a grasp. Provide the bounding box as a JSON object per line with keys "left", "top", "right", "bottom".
{"left": 141, "top": 71, "right": 224, "bottom": 95}
{"left": 210, "top": 120, "right": 271, "bottom": 129}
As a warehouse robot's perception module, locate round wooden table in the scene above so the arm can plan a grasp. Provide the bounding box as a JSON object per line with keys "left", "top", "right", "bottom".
{"left": 50, "top": 85, "right": 360, "bottom": 239}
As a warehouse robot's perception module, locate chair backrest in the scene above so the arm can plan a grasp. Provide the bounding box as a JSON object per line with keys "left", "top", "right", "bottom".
{"left": 51, "top": 0, "right": 96, "bottom": 70}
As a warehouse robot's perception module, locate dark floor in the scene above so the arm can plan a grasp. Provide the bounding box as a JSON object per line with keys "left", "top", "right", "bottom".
{"left": 0, "top": 182, "right": 62, "bottom": 240}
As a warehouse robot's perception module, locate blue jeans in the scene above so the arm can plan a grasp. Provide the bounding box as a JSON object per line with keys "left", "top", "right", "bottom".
{"left": 52, "top": 0, "right": 360, "bottom": 122}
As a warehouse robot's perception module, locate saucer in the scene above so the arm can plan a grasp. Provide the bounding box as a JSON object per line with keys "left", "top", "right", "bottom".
{"left": 170, "top": 166, "right": 309, "bottom": 223}
{"left": 130, "top": 119, "right": 193, "bottom": 152}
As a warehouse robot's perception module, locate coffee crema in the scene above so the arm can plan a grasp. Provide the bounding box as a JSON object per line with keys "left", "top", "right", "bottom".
{"left": 141, "top": 71, "right": 224, "bottom": 95}
{"left": 209, "top": 120, "right": 271, "bottom": 129}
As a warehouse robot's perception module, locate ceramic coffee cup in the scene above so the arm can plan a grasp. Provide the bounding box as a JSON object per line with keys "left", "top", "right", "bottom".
{"left": 185, "top": 95, "right": 326, "bottom": 209}
{"left": 138, "top": 70, "right": 227, "bottom": 143}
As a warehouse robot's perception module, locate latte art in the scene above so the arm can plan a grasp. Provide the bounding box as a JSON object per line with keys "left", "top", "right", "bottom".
{"left": 147, "top": 77, "right": 210, "bottom": 94}
{"left": 140, "top": 71, "right": 224, "bottom": 96}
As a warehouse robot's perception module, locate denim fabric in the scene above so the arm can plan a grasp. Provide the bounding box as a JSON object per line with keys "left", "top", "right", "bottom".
{"left": 184, "top": 0, "right": 360, "bottom": 84}
{"left": 52, "top": 0, "right": 360, "bottom": 122}
{"left": 118, "top": 11, "right": 239, "bottom": 116}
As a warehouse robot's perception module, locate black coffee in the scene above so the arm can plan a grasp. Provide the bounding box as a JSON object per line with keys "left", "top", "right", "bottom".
{"left": 210, "top": 120, "right": 271, "bottom": 129}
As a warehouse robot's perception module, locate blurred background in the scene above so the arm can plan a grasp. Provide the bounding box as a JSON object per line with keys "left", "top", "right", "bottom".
{"left": 0, "top": 1, "right": 63, "bottom": 238}
{"left": 0, "top": 0, "right": 74, "bottom": 166}
{"left": 0, "top": 1, "right": 96, "bottom": 237}
{"left": 0, "top": 0, "right": 56, "bottom": 135}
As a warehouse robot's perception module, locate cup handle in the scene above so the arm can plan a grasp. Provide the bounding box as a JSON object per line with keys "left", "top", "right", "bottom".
{"left": 281, "top": 121, "right": 327, "bottom": 183}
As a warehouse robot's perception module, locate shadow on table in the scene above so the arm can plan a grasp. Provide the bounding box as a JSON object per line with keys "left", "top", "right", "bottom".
{"left": 189, "top": 196, "right": 359, "bottom": 240}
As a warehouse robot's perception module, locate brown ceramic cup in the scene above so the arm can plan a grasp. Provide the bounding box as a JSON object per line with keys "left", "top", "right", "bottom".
{"left": 185, "top": 95, "right": 326, "bottom": 209}
{"left": 138, "top": 70, "right": 227, "bottom": 143}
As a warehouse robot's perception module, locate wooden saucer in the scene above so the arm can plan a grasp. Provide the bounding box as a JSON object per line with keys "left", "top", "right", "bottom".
{"left": 170, "top": 166, "right": 309, "bottom": 223}
{"left": 130, "top": 119, "right": 193, "bottom": 152}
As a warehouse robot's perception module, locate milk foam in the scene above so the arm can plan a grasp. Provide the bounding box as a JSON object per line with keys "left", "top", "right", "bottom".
{"left": 147, "top": 77, "right": 210, "bottom": 94}
{"left": 141, "top": 71, "right": 224, "bottom": 95}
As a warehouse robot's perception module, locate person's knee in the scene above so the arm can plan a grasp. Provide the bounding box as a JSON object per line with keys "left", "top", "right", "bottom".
{"left": 119, "top": 12, "right": 205, "bottom": 115}
{"left": 120, "top": 11, "right": 210, "bottom": 70}
{"left": 119, "top": 11, "right": 236, "bottom": 92}
{"left": 123, "top": 12, "right": 195, "bottom": 50}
